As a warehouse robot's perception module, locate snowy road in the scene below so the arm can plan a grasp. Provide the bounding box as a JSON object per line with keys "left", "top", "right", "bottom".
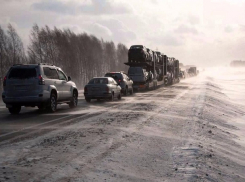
{"left": 0, "top": 70, "right": 245, "bottom": 182}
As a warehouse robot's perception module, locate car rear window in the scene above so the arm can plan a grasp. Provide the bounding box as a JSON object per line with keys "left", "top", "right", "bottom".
{"left": 8, "top": 67, "right": 37, "bottom": 79}
{"left": 88, "top": 78, "right": 108, "bottom": 84}
{"left": 105, "top": 73, "right": 123, "bottom": 80}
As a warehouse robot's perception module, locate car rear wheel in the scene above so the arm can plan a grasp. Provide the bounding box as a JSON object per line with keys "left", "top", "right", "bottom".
{"left": 48, "top": 93, "right": 57, "bottom": 112}
{"left": 69, "top": 91, "right": 78, "bottom": 108}
{"left": 110, "top": 93, "right": 114, "bottom": 101}
{"left": 8, "top": 106, "right": 21, "bottom": 114}
{"left": 124, "top": 87, "right": 128, "bottom": 96}
{"left": 117, "top": 93, "right": 121, "bottom": 100}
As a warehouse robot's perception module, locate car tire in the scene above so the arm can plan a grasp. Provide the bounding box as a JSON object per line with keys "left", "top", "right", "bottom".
{"left": 109, "top": 93, "right": 114, "bottom": 101}
{"left": 8, "top": 106, "right": 21, "bottom": 114}
{"left": 117, "top": 93, "right": 121, "bottom": 100}
{"left": 48, "top": 93, "right": 57, "bottom": 112}
{"left": 69, "top": 91, "right": 78, "bottom": 108}
{"left": 85, "top": 98, "right": 91, "bottom": 103}
{"left": 124, "top": 87, "right": 128, "bottom": 96}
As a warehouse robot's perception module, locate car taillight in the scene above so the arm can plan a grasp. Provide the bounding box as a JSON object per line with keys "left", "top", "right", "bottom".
{"left": 106, "top": 86, "right": 109, "bottom": 93}
{"left": 84, "top": 87, "right": 88, "bottom": 93}
{"left": 3, "top": 76, "right": 7, "bottom": 87}
{"left": 118, "top": 79, "right": 121, "bottom": 82}
{"left": 38, "top": 75, "right": 45, "bottom": 85}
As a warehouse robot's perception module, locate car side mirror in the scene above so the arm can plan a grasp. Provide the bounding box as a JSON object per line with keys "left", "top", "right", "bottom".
{"left": 68, "top": 76, "right": 71, "bottom": 81}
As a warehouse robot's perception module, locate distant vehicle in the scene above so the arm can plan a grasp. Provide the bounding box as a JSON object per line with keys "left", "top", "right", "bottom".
{"left": 179, "top": 71, "right": 185, "bottom": 79}
{"left": 128, "top": 45, "right": 149, "bottom": 63}
{"left": 188, "top": 67, "right": 197, "bottom": 76}
{"left": 104, "top": 72, "right": 133, "bottom": 95}
{"left": 2, "top": 63, "right": 78, "bottom": 114}
{"left": 84, "top": 77, "right": 121, "bottom": 102}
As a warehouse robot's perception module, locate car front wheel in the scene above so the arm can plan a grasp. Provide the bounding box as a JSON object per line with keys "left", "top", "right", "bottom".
{"left": 48, "top": 93, "right": 57, "bottom": 112}
{"left": 69, "top": 91, "right": 78, "bottom": 108}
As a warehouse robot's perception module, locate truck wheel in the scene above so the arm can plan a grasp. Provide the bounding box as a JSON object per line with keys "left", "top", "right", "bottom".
{"left": 48, "top": 93, "right": 57, "bottom": 112}
{"left": 8, "top": 106, "right": 21, "bottom": 114}
{"left": 69, "top": 91, "right": 78, "bottom": 108}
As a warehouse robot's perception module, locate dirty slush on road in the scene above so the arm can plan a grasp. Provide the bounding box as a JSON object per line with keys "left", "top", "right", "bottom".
{"left": 1, "top": 69, "right": 245, "bottom": 182}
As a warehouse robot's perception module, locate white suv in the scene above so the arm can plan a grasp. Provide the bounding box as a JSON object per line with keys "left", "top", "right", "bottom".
{"left": 2, "top": 63, "right": 78, "bottom": 114}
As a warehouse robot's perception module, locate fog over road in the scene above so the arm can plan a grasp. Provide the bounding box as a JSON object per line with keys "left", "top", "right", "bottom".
{"left": 0, "top": 70, "right": 245, "bottom": 182}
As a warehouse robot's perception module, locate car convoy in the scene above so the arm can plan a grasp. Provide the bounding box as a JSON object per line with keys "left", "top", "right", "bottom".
{"left": 1, "top": 45, "right": 198, "bottom": 114}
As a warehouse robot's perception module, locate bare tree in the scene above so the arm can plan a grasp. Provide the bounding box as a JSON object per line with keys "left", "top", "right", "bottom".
{"left": 27, "top": 24, "right": 128, "bottom": 88}
{"left": 7, "top": 24, "right": 25, "bottom": 65}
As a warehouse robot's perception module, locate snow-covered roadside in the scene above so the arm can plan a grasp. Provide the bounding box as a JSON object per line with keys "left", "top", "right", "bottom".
{"left": 172, "top": 68, "right": 245, "bottom": 181}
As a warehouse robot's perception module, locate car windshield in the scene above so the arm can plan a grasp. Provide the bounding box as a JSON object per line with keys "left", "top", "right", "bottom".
{"left": 8, "top": 67, "right": 37, "bottom": 79}
{"left": 105, "top": 73, "right": 123, "bottom": 80}
{"left": 88, "top": 78, "right": 108, "bottom": 84}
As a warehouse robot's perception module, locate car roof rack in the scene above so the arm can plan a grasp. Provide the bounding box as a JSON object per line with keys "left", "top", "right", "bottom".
{"left": 38, "top": 63, "right": 54, "bottom": 66}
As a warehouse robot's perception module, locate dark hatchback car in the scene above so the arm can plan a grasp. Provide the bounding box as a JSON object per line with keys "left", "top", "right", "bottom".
{"left": 84, "top": 77, "right": 121, "bottom": 102}
{"left": 105, "top": 72, "right": 133, "bottom": 95}
{"left": 128, "top": 45, "right": 149, "bottom": 63}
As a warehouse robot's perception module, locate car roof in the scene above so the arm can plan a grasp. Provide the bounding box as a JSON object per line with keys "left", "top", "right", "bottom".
{"left": 11, "top": 63, "right": 58, "bottom": 68}
{"left": 92, "top": 77, "right": 109, "bottom": 79}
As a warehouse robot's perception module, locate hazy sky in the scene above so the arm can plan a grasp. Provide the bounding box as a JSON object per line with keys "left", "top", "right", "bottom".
{"left": 1, "top": 0, "right": 245, "bottom": 67}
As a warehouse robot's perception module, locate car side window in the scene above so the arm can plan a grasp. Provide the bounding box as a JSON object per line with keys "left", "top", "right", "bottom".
{"left": 43, "top": 67, "right": 59, "bottom": 80}
{"left": 108, "top": 78, "right": 113, "bottom": 84}
{"left": 57, "top": 70, "right": 67, "bottom": 81}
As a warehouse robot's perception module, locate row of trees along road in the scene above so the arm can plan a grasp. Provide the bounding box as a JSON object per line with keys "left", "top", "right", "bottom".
{"left": 0, "top": 24, "right": 129, "bottom": 91}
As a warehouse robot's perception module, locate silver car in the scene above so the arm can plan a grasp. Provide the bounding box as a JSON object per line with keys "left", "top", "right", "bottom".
{"left": 84, "top": 77, "right": 121, "bottom": 102}
{"left": 2, "top": 63, "right": 78, "bottom": 114}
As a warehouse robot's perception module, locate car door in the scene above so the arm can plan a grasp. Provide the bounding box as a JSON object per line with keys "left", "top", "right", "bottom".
{"left": 57, "top": 69, "right": 71, "bottom": 100}
{"left": 43, "top": 67, "right": 63, "bottom": 99}
{"left": 111, "top": 78, "right": 120, "bottom": 96}
{"left": 124, "top": 74, "right": 133, "bottom": 90}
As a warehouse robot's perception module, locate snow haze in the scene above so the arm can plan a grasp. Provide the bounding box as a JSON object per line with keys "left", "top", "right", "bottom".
{"left": 1, "top": 0, "right": 245, "bottom": 67}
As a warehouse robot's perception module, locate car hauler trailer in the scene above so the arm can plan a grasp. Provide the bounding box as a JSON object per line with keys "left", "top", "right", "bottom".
{"left": 163, "top": 56, "right": 180, "bottom": 85}
{"left": 125, "top": 53, "right": 165, "bottom": 91}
